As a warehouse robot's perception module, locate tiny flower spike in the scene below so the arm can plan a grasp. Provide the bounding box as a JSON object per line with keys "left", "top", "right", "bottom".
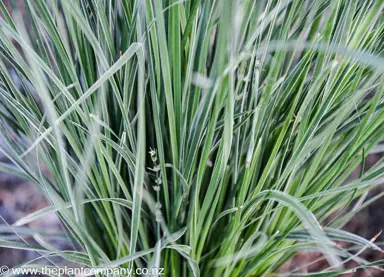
{"left": 149, "top": 148, "right": 156, "bottom": 157}
{"left": 1, "top": 1, "right": 384, "bottom": 277}
{"left": 149, "top": 147, "right": 158, "bottom": 162}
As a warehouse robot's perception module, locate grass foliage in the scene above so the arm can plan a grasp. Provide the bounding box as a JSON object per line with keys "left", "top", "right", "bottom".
{"left": 0, "top": 0, "right": 384, "bottom": 276}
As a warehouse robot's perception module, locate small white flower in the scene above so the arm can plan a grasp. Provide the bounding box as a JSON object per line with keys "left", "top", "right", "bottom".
{"left": 155, "top": 210, "right": 162, "bottom": 222}
{"left": 148, "top": 165, "right": 160, "bottom": 172}
{"left": 153, "top": 185, "right": 160, "bottom": 192}
{"left": 149, "top": 147, "right": 156, "bottom": 157}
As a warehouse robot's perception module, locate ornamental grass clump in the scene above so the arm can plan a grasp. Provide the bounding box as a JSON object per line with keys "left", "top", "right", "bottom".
{"left": 0, "top": 0, "right": 384, "bottom": 276}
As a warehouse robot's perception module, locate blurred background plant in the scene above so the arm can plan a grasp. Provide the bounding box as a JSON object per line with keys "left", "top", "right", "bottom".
{"left": 0, "top": 0, "right": 384, "bottom": 276}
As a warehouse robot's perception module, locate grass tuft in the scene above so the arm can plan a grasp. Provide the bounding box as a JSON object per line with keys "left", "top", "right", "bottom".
{"left": 0, "top": 0, "right": 384, "bottom": 276}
